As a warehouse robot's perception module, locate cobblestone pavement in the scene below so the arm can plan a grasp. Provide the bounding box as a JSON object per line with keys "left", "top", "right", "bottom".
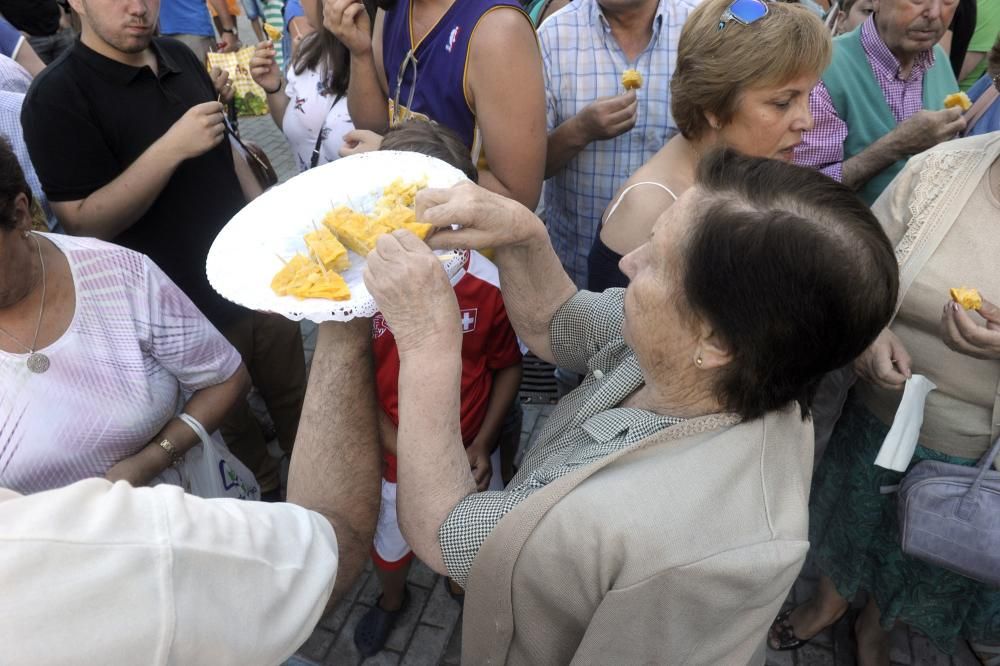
{"left": 265, "top": 17, "right": 980, "bottom": 661}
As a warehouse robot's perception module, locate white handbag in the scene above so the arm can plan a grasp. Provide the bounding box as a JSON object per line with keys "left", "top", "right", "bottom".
{"left": 157, "top": 414, "right": 261, "bottom": 501}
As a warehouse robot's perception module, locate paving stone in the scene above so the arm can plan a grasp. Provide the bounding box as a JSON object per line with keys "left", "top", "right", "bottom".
{"left": 357, "top": 569, "right": 384, "bottom": 606}
{"left": 327, "top": 605, "right": 370, "bottom": 665}
{"left": 907, "top": 634, "right": 951, "bottom": 666}
{"left": 406, "top": 559, "right": 438, "bottom": 590}
{"left": 285, "top": 657, "right": 322, "bottom": 666}
{"left": 888, "top": 626, "right": 912, "bottom": 664}
{"left": 441, "top": 616, "right": 463, "bottom": 666}
{"left": 360, "top": 650, "right": 401, "bottom": 666}
{"left": 296, "top": 628, "right": 337, "bottom": 663}
{"left": 343, "top": 569, "right": 371, "bottom": 604}
{"left": 520, "top": 403, "right": 541, "bottom": 437}
{"left": 384, "top": 585, "right": 430, "bottom": 652}
{"left": 764, "top": 646, "right": 796, "bottom": 666}
{"left": 799, "top": 642, "right": 835, "bottom": 666}
{"left": 399, "top": 624, "right": 452, "bottom": 666}
{"left": 952, "top": 639, "right": 981, "bottom": 665}
{"left": 318, "top": 595, "right": 353, "bottom": 633}
{"left": 419, "top": 577, "right": 463, "bottom": 630}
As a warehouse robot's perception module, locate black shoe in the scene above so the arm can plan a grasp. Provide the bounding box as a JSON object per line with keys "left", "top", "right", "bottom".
{"left": 353, "top": 591, "right": 409, "bottom": 658}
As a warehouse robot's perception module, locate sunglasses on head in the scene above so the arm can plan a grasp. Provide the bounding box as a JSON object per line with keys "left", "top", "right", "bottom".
{"left": 718, "top": 0, "right": 769, "bottom": 30}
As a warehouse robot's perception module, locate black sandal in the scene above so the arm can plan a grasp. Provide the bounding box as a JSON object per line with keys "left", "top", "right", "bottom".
{"left": 768, "top": 608, "right": 812, "bottom": 651}
{"left": 768, "top": 605, "right": 847, "bottom": 651}
{"left": 353, "top": 591, "right": 409, "bottom": 658}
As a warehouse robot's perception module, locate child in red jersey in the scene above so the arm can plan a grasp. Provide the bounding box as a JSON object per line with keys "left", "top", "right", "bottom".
{"left": 355, "top": 120, "right": 523, "bottom": 658}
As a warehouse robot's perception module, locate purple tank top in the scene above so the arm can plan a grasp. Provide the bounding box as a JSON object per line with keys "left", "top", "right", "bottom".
{"left": 382, "top": 0, "right": 526, "bottom": 151}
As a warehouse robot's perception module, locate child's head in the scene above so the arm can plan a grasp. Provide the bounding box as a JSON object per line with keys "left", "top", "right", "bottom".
{"left": 835, "top": 0, "right": 873, "bottom": 36}
{"left": 380, "top": 119, "right": 479, "bottom": 183}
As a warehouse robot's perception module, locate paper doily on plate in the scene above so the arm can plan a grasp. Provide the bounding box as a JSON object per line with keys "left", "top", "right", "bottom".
{"left": 207, "top": 151, "right": 470, "bottom": 322}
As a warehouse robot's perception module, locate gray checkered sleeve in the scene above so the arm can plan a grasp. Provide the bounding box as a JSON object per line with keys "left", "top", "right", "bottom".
{"left": 438, "top": 490, "right": 523, "bottom": 587}
{"left": 550, "top": 288, "right": 626, "bottom": 374}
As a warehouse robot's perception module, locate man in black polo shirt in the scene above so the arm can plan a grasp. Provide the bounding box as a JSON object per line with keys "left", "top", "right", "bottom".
{"left": 22, "top": 0, "right": 305, "bottom": 498}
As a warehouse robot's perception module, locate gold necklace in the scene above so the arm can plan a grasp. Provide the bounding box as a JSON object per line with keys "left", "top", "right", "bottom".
{"left": 0, "top": 233, "right": 49, "bottom": 373}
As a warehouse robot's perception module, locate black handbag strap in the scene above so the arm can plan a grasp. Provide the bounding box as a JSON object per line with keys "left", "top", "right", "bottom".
{"left": 222, "top": 109, "right": 271, "bottom": 175}
{"left": 309, "top": 97, "right": 338, "bottom": 170}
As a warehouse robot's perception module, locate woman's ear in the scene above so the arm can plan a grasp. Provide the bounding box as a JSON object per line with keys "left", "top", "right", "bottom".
{"left": 12, "top": 192, "right": 32, "bottom": 231}
{"left": 694, "top": 319, "right": 732, "bottom": 369}
{"left": 704, "top": 111, "right": 722, "bottom": 132}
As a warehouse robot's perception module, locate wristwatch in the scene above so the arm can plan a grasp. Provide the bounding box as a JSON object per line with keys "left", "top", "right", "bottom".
{"left": 157, "top": 438, "right": 183, "bottom": 467}
{"left": 220, "top": 27, "right": 237, "bottom": 35}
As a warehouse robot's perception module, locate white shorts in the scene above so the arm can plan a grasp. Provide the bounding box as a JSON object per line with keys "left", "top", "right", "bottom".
{"left": 373, "top": 448, "right": 503, "bottom": 569}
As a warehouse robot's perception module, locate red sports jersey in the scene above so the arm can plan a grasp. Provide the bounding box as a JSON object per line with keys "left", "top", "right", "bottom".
{"left": 373, "top": 251, "right": 522, "bottom": 446}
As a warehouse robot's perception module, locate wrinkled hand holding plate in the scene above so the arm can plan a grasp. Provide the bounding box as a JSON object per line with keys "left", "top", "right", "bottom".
{"left": 207, "top": 151, "right": 469, "bottom": 322}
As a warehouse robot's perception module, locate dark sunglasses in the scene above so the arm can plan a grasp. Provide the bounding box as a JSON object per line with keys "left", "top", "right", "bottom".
{"left": 718, "top": 0, "right": 769, "bottom": 30}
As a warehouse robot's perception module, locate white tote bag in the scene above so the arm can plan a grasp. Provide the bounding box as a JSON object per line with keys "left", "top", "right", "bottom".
{"left": 157, "top": 414, "right": 261, "bottom": 501}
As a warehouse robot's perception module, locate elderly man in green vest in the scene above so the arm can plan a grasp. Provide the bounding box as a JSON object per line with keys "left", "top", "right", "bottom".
{"left": 794, "top": 0, "right": 965, "bottom": 205}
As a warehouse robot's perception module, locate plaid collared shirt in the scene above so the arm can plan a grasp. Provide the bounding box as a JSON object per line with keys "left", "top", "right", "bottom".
{"left": 794, "top": 16, "right": 936, "bottom": 180}
{"left": 439, "top": 289, "right": 685, "bottom": 585}
{"left": 539, "top": 0, "right": 694, "bottom": 287}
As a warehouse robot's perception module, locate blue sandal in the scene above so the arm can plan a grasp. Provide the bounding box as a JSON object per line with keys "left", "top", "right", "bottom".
{"left": 353, "top": 591, "right": 409, "bottom": 658}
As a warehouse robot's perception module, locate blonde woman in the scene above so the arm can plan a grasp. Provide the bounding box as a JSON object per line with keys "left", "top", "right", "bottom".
{"left": 587, "top": 0, "right": 831, "bottom": 291}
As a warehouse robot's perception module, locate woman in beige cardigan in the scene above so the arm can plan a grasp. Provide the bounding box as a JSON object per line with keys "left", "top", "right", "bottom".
{"left": 770, "top": 132, "right": 1000, "bottom": 664}
{"left": 363, "top": 150, "right": 898, "bottom": 664}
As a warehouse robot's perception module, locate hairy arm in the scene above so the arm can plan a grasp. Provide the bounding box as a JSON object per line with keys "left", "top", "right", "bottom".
{"left": 286, "top": 320, "right": 381, "bottom": 609}
{"left": 467, "top": 9, "right": 546, "bottom": 209}
{"left": 840, "top": 132, "right": 907, "bottom": 191}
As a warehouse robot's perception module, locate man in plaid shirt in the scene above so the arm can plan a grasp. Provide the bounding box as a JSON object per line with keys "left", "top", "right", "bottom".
{"left": 793, "top": 2, "right": 965, "bottom": 205}
{"left": 539, "top": 0, "right": 696, "bottom": 288}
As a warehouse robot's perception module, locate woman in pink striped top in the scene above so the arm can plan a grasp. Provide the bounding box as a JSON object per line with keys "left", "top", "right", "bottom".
{"left": 0, "top": 139, "right": 250, "bottom": 494}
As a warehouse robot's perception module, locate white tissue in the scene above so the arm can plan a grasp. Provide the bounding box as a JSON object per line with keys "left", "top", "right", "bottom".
{"left": 874, "top": 374, "right": 937, "bottom": 472}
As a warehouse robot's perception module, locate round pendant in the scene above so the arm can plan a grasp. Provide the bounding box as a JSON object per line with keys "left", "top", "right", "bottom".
{"left": 26, "top": 352, "right": 49, "bottom": 374}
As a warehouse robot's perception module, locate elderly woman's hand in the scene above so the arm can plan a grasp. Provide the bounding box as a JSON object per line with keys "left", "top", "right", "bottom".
{"left": 854, "top": 328, "right": 912, "bottom": 391}
{"left": 418, "top": 182, "right": 544, "bottom": 252}
{"left": 940, "top": 298, "right": 1000, "bottom": 360}
{"left": 363, "top": 230, "right": 461, "bottom": 355}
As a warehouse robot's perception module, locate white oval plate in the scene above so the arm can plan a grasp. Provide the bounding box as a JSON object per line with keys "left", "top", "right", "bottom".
{"left": 207, "top": 151, "right": 469, "bottom": 322}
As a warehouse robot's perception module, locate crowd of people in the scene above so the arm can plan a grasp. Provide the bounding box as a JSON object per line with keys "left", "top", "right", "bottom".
{"left": 1, "top": 0, "right": 999, "bottom": 663}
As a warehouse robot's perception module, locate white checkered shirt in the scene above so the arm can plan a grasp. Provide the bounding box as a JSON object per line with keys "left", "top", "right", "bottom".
{"left": 539, "top": 0, "right": 695, "bottom": 287}
{"left": 438, "top": 289, "right": 686, "bottom": 585}
{"left": 0, "top": 91, "right": 56, "bottom": 230}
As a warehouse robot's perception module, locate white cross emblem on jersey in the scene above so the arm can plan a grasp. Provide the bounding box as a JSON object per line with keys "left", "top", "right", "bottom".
{"left": 460, "top": 308, "right": 478, "bottom": 334}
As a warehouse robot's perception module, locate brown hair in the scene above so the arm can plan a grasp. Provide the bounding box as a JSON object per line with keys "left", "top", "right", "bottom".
{"left": 380, "top": 119, "right": 478, "bottom": 182}
{"left": 671, "top": 0, "right": 832, "bottom": 140}
{"left": 681, "top": 149, "right": 898, "bottom": 420}
{"left": 0, "top": 136, "right": 32, "bottom": 230}
{"left": 292, "top": 0, "right": 375, "bottom": 101}
{"left": 988, "top": 33, "right": 1000, "bottom": 78}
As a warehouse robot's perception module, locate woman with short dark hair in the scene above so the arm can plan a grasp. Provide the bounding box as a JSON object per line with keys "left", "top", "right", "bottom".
{"left": 360, "top": 150, "right": 898, "bottom": 663}
{"left": 0, "top": 137, "right": 250, "bottom": 494}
